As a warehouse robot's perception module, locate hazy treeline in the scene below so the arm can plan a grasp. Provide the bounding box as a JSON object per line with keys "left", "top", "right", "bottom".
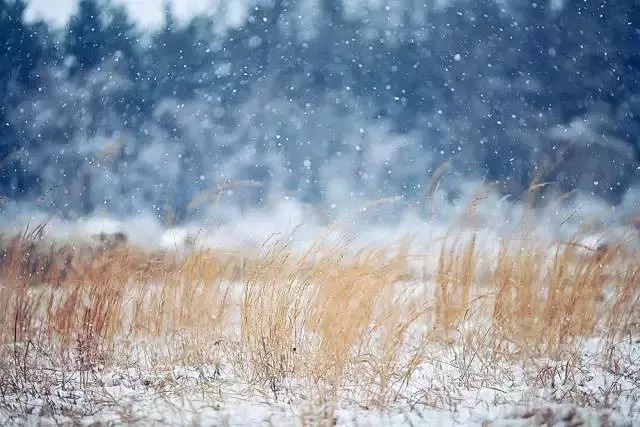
{"left": 1, "top": 0, "right": 639, "bottom": 221}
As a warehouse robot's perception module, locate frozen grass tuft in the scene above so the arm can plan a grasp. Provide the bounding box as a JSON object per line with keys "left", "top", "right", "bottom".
{"left": 0, "top": 201, "right": 638, "bottom": 425}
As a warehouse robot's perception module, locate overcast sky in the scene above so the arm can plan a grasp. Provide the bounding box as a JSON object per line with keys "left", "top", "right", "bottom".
{"left": 24, "top": 0, "right": 248, "bottom": 30}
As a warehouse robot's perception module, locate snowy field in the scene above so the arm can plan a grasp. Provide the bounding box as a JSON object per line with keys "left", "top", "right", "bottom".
{"left": 0, "top": 202, "right": 638, "bottom": 426}
{"left": 2, "top": 0, "right": 638, "bottom": 424}
{"left": 2, "top": 335, "right": 638, "bottom": 426}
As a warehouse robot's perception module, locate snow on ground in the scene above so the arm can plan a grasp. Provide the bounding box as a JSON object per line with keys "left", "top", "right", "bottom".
{"left": 1, "top": 332, "right": 638, "bottom": 425}
{"left": 2, "top": 353, "right": 638, "bottom": 425}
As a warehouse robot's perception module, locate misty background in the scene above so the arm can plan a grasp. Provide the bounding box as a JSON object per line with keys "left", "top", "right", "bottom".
{"left": 1, "top": 0, "right": 639, "bottom": 234}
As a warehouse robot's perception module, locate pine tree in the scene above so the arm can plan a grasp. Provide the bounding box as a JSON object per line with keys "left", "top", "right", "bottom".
{"left": 0, "top": 0, "right": 45, "bottom": 98}
{"left": 0, "top": 0, "right": 48, "bottom": 196}
{"left": 65, "top": 0, "right": 106, "bottom": 74}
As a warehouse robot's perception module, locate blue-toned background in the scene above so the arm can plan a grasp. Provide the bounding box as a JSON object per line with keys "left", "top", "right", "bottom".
{"left": 1, "top": 0, "right": 639, "bottom": 225}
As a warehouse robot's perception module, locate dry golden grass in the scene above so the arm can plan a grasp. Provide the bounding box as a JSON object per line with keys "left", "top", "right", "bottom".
{"left": 0, "top": 204, "right": 638, "bottom": 423}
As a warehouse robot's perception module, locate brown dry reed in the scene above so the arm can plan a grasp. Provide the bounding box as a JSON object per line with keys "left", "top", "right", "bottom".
{"left": 0, "top": 196, "right": 638, "bottom": 412}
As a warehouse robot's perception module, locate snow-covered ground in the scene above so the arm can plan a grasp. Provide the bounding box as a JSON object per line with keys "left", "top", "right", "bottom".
{"left": 1, "top": 337, "right": 638, "bottom": 426}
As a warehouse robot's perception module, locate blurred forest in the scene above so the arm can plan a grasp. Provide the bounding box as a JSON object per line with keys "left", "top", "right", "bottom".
{"left": 1, "top": 0, "right": 639, "bottom": 221}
